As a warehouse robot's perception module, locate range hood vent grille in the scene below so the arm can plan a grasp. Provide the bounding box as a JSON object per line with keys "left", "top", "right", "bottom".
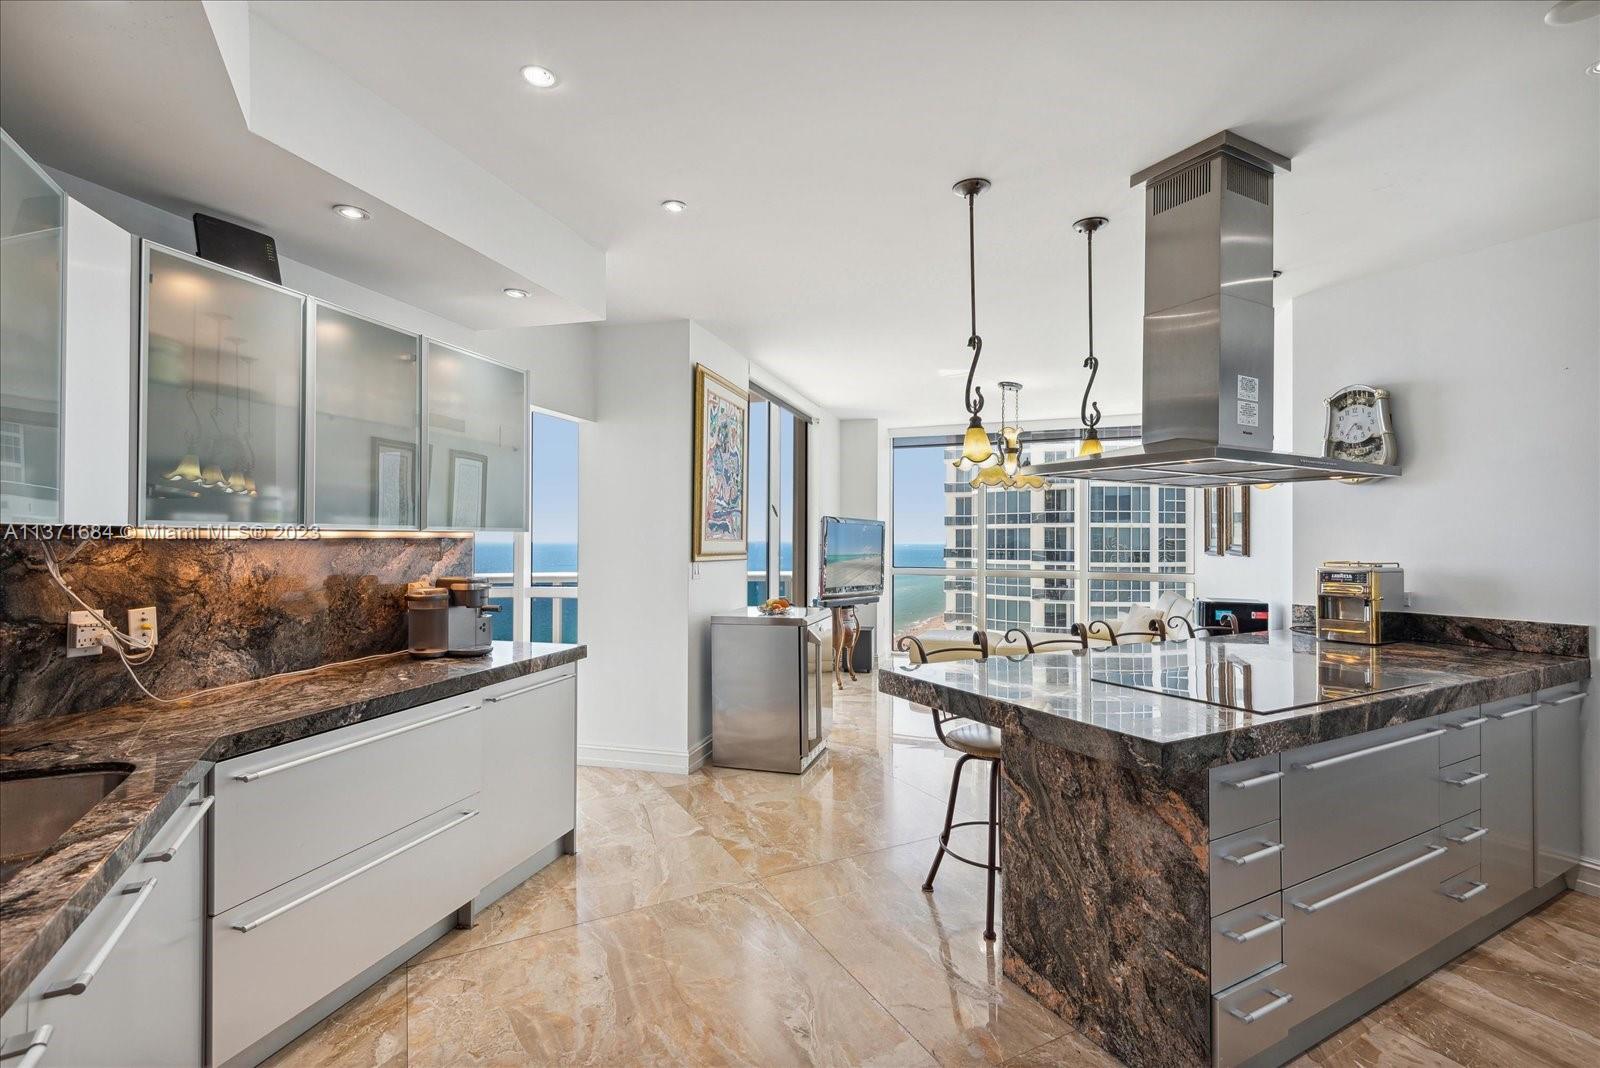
{"left": 1152, "top": 160, "right": 1211, "bottom": 214}
{"left": 1225, "top": 157, "right": 1269, "bottom": 203}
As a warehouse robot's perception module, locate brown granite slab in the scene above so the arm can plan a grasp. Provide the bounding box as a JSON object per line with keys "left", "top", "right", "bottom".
{"left": 0, "top": 640, "right": 586, "bottom": 1012}
{"left": 1288, "top": 606, "right": 1589, "bottom": 658}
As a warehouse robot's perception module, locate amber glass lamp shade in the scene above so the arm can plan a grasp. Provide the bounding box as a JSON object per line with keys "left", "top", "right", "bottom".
{"left": 955, "top": 416, "right": 995, "bottom": 468}
{"left": 1078, "top": 430, "right": 1103, "bottom": 458}
{"left": 164, "top": 453, "right": 202, "bottom": 482}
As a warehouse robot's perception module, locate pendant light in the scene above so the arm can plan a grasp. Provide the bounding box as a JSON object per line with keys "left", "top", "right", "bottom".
{"left": 997, "top": 381, "right": 1044, "bottom": 489}
{"left": 950, "top": 177, "right": 996, "bottom": 471}
{"left": 1073, "top": 217, "right": 1108, "bottom": 458}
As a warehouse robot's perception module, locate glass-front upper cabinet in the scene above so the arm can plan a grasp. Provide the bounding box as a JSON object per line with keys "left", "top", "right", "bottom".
{"left": 0, "top": 130, "right": 65, "bottom": 523}
{"left": 423, "top": 340, "right": 526, "bottom": 531}
{"left": 310, "top": 303, "right": 420, "bottom": 528}
{"left": 142, "top": 245, "right": 305, "bottom": 524}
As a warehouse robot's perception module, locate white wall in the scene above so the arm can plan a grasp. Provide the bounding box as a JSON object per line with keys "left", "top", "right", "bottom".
{"left": 1291, "top": 219, "right": 1600, "bottom": 886}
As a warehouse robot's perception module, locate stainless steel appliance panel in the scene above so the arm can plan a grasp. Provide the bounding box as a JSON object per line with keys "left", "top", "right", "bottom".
{"left": 1209, "top": 754, "right": 1282, "bottom": 842}
{"left": 1480, "top": 694, "right": 1535, "bottom": 910}
{"left": 1210, "top": 820, "right": 1283, "bottom": 916}
{"left": 1438, "top": 755, "right": 1485, "bottom": 823}
{"left": 1211, "top": 891, "right": 1284, "bottom": 993}
{"left": 1534, "top": 686, "right": 1585, "bottom": 884}
{"left": 1212, "top": 962, "right": 1305, "bottom": 1068}
{"left": 710, "top": 609, "right": 830, "bottom": 774}
{"left": 1280, "top": 718, "right": 1442, "bottom": 885}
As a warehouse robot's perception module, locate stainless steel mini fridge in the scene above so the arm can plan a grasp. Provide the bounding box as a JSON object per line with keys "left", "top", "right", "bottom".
{"left": 710, "top": 607, "right": 832, "bottom": 773}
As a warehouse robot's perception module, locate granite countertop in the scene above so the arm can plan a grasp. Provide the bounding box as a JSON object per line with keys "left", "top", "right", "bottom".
{"left": 879, "top": 630, "right": 1587, "bottom": 774}
{"left": 0, "top": 640, "right": 586, "bottom": 1012}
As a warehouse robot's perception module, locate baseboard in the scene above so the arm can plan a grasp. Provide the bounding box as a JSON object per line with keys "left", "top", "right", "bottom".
{"left": 1573, "top": 857, "right": 1600, "bottom": 897}
{"left": 579, "top": 740, "right": 704, "bottom": 774}
{"left": 687, "top": 734, "right": 712, "bottom": 772}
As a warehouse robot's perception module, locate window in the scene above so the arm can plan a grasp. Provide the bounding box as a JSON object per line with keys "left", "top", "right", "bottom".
{"left": 890, "top": 431, "right": 1193, "bottom": 645}
{"left": 476, "top": 411, "right": 580, "bottom": 642}
{"left": 747, "top": 389, "right": 809, "bottom": 604}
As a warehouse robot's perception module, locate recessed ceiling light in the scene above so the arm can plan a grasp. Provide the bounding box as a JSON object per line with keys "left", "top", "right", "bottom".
{"left": 520, "top": 65, "right": 559, "bottom": 88}
{"left": 660, "top": 199, "right": 687, "bottom": 214}
{"left": 1588, "top": 60, "right": 1600, "bottom": 75}
{"left": 503, "top": 287, "right": 530, "bottom": 299}
{"left": 332, "top": 204, "right": 369, "bottom": 221}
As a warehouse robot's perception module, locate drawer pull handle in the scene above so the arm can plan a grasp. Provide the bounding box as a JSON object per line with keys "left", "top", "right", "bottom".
{"left": 1444, "top": 716, "right": 1486, "bottom": 730}
{"left": 1444, "top": 881, "right": 1488, "bottom": 902}
{"left": 232, "top": 704, "right": 481, "bottom": 782}
{"left": 1544, "top": 693, "right": 1584, "bottom": 706}
{"left": 1221, "top": 913, "right": 1284, "bottom": 943}
{"left": 0, "top": 1026, "right": 53, "bottom": 1068}
{"left": 1224, "top": 770, "right": 1283, "bottom": 790}
{"left": 231, "top": 809, "right": 478, "bottom": 933}
{"left": 40, "top": 880, "right": 159, "bottom": 997}
{"left": 145, "top": 795, "right": 214, "bottom": 862}
{"left": 1294, "top": 728, "right": 1445, "bottom": 771}
{"left": 1442, "top": 771, "right": 1487, "bottom": 788}
{"left": 1446, "top": 825, "right": 1487, "bottom": 844}
{"left": 1221, "top": 841, "right": 1284, "bottom": 867}
{"left": 1228, "top": 988, "right": 1294, "bottom": 1024}
{"left": 1292, "top": 845, "right": 1447, "bottom": 913}
{"left": 1488, "top": 704, "right": 1538, "bottom": 721}
{"left": 484, "top": 674, "right": 572, "bottom": 702}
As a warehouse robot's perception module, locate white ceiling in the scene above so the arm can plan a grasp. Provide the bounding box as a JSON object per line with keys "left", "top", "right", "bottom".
{"left": 5, "top": 1, "right": 1598, "bottom": 426}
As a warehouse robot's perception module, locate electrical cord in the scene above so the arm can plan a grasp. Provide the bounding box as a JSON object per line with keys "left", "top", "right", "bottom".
{"left": 36, "top": 539, "right": 174, "bottom": 703}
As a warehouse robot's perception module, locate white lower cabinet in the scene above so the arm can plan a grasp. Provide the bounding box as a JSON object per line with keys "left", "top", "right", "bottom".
{"left": 16, "top": 783, "right": 209, "bottom": 1067}
{"left": 477, "top": 668, "right": 577, "bottom": 889}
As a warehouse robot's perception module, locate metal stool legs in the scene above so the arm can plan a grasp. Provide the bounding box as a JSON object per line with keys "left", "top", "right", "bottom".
{"left": 922, "top": 753, "right": 1002, "bottom": 942}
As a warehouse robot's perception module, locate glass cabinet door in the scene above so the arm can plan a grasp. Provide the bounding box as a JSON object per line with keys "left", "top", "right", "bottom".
{"left": 142, "top": 246, "right": 304, "bottom": 524}
{"left": 0, "top": 130, "right": 64, "bottom": 523}
{"left": 310, "top": 304, "right": 420, "bottom": 528}
{"left": 423, "top": 340, "right": 526, "bottom": 531}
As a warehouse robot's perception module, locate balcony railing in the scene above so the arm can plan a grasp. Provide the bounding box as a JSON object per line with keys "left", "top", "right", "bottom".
{"left": 476, "top": 570, "right": 579, "bottom": 642}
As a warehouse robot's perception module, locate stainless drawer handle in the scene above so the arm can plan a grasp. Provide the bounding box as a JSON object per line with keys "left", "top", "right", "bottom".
{"left": 1488, "top": 703, "right": 1538, "bottom": 721}
{"left": 1544, "top": 693, "right": 1585, "bottom": 706}
{"left": 231, "top": 809, "right": 478, "bottom": 933}
{"left": 1224, "top": 770, "right": 1283, "bottom": 790}
{"left": 1221, "top": 913, "right": 1284, "bottom": 943}
{"left": 484, "top": 674, "right": 572, "bottom": 702}
{"left": 1442, "top": 771, "right": 1487, "bottom": 788}
{"left": 1291, "top": 845, "right": 1447, "bottom": 913}
{"left": 0, "top": 1026, "right": 53, "bottom": 1068}
{"left": 232, "top": 704, "right": 480, "bottom": 782}
{"left": 145, "top": 795, "right": 213, "bottom": 862}
{"left": 1294, "top": 728, "right": 1446, "bottom": 771}
{"left": 41, "top": 880, "right": 159, "bottom": 997}
{"left": 1444, "top": 716, "right": 1486, "bottom": 730}
{"left": 1446, "top": 825, "right": 1487, "bottom": 844}
{"left": 1221, "top": 841, "right": 1284, "bottom": 867}
{"left": 1228, "top": 988, "right": 1294, "bottom": 1024}
{"left": 1444, "top": 881, "right": 1488, "bottom": 902}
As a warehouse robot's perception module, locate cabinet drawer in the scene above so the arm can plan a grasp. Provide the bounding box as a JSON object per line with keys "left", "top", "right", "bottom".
{"left": 1441, "top": 810, "right": 1485, "bottom": 880}
{"left": 24, "top": 784, "right": 206, "bottom": 1068}
{"left": 1211, "top": 892, "right": 1284, "bottom": 994}
{"left": 1281, "top": 828, "right": 1452, "bottom": 1028}
{"left": 1438, "top": 756, "right": 1485, "bottom": 823}
{"left": 1534, "top": 686, "right": 1585, "bottom": 885}
{"left": 212, "top": 697, "right": 482, "bottom": 913}
{"left": 1280, "top": 719, "right": 1442, "bottom": 885}
{"left": 210, "top": 797, "right": 482, "bottom": 1066}
{"left": 1213, "top": 962, "right": 1305, "bottom": 1068}
{"left": 1209, "top": 755, "right": 1282, "bottom": 841}
{"left": 1437, "top": 864, "right": 1492, "bottom": 934}
{"left": 1210, "top": 821, "right": 1283, "bottom": 916}
{"left": 1438, "top": 706, "right": 1484, "bottom": 766}
{"left": 478, "top": 668, "right": 577, "bottom": 887}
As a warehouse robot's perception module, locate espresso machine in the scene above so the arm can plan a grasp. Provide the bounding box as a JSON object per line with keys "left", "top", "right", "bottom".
{"left": 406, "top": 577, "right": 497, "bottom": 657}
{"left": 1315, "top": 562, "right": 1403, "bottom": 645}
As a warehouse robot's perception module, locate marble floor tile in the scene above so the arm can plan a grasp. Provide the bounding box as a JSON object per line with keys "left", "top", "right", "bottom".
{"left": 1378, "top": 966, "right": 1600, "bottom": 1067}
{"left": 1000, "top": 1032, "right": 1123, "bottom": 1066}
{"left": 763, "top": 840, "right": 1063, "bottom": 1066}
{"left": 1294, "top": 1019, "right": 1463, "bottom": 1067}
{"left": 576, "top": 764, "right": 671, "bottom": 802}
{"left": 405, "top": 882, "right": 934, "bottom": 1067}
{"left": 262, "top": 969, "right": 407, "bottom": 1068}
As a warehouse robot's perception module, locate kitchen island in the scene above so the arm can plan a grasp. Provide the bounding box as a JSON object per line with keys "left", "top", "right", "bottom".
{"left": 878, "top": 630, "right": 1588, "bottom": 1067}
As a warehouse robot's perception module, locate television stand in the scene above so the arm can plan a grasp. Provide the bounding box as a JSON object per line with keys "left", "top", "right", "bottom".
{"left": 828, "top": 605, "right": 861, "bottom": 689}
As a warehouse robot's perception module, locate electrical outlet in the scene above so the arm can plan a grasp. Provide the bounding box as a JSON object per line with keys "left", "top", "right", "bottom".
{"left": 67, "top": 610, "right": 109, "bottom": 658}
{"left": 128, "top": 606, "right": 158, "bottom": 650}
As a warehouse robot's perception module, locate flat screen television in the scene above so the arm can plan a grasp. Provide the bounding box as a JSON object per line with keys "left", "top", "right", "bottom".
{"left": 818, "top": 516, "right": 885, "bottom": 606}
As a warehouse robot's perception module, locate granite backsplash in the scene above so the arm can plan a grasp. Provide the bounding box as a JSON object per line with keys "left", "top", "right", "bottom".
{"left": 0, "top": 533, "right": 472, "bottom": 725}
{"left": 1289, "top": 604, "right": 1588, "bottom": 659}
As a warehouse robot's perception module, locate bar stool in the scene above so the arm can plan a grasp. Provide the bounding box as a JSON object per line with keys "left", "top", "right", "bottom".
{"left": 895, "top": 632, "right": 1005, "bottom": 941}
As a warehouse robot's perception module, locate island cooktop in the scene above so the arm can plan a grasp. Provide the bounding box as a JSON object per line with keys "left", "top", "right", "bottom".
{"left": 1089, "top": 639, "right": 1433, "bottom": 714}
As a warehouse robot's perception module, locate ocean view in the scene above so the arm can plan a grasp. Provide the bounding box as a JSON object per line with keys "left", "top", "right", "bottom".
{"left": 892, "top": 543, "right": 947, "bottom": 636}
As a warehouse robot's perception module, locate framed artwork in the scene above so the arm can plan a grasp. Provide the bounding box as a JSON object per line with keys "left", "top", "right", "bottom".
{"left": 1226, "top": 485, "right": 1251, "bottom": 557}
{"left": 692, "top": 364, "right": 749, "bottom": 560}
{"left": 447, "top": 449, "right": 488, "bottom": 529}
{"left": 1203, "top": 487, "right": 1225, "bottom": 556}
{"left": 371, "top": 438, "right": 416, "bottom": 527}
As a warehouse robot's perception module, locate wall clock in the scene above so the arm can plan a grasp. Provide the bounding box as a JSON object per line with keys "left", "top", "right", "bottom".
{"left": 1323, "top": 384, "right": 1397, "bottom": 482}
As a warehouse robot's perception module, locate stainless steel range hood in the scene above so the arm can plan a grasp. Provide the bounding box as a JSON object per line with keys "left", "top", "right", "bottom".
{"left": 1023, "top": 131, "right": 1400, "bottom": 488}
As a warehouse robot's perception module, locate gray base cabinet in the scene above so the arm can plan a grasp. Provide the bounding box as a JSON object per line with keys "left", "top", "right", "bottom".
{"left": 1479, "top": 695, "right": 1536, "bottom": 911}
{"left": 13, "top": 783, "right": 209, "bottom": 1067}
{"left": 477, "top": 667, "right": 577, "bottom": 891}
{"left": 1535, "top": 686, "right": 1586, "bottom": 885}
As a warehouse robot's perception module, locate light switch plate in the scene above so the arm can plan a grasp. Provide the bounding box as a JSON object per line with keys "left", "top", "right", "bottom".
{"left": 128, "top": 606, "right": 158, "bottom": 650}
{"left": 67, "top": 609, "right": 108, "bottom": 657}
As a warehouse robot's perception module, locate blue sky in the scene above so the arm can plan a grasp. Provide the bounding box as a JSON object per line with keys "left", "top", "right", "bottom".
{"left": 893, "top": 444, "right": 949, "bottom": 545}
{"left": 531, "top": 412, "right": 578, "bottom": 543}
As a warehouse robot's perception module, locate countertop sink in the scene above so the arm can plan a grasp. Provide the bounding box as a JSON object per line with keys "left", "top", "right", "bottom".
{"left": 0, "top": 765, "right": 134, "bottom": 883}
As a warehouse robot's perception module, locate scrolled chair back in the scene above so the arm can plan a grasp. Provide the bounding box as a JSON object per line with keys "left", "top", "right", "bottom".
{"left": 1163, "top": 612, "right": 1240, "bottom": 641}
{"left": 999, "top": 628, "right": 1087, "bottom": 658}
{"left": 895, "top": 631, "right": 990, "bottom": 666}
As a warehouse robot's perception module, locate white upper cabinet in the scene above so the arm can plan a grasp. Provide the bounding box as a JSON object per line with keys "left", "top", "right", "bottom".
{"left": 423, "top": 339, "right": 527, "bottom": 531}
